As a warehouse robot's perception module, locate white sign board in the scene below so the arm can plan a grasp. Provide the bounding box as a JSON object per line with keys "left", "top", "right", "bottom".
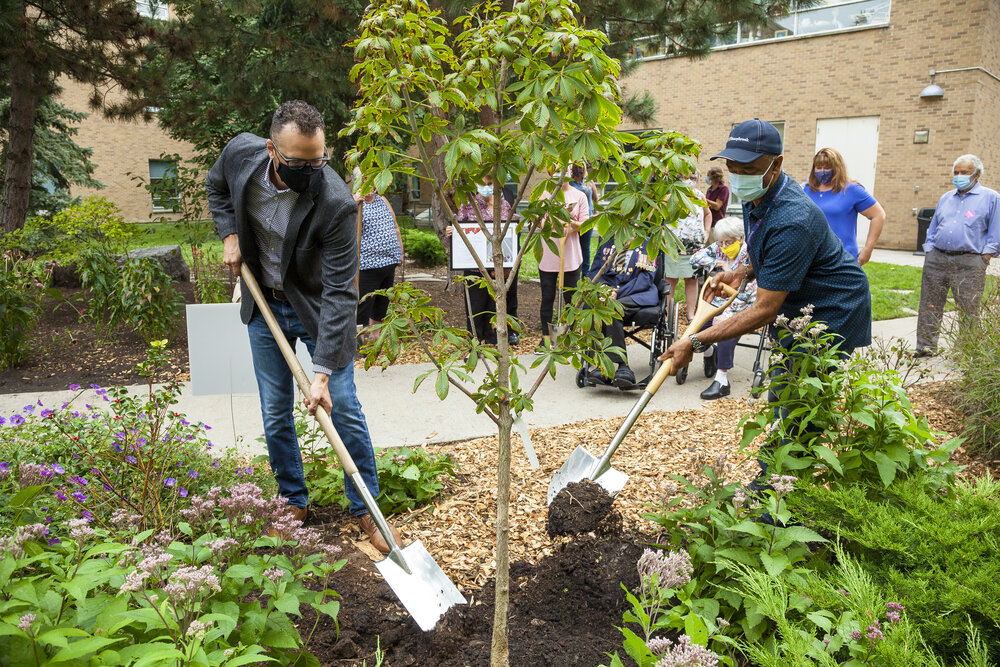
{"left": 449, "top": 223, "right": 518, "bottom": 271}
{"left": 186, "top": 303, "right": 314, "bottom": 396}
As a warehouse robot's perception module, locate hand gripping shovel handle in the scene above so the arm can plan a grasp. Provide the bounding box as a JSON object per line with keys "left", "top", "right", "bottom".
{"left": 590, "top": 279, "right": 743, "bottom": 482}
{"left": 239, "top": 265, "right": 408, "bottom": 570}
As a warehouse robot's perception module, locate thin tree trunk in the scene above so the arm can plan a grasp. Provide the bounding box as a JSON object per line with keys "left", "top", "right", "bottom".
{"left": 489, "top": 226, "right": 512, "bottom": 667}
{"left": 1, "top": 55, "right": 37, "bottom": 235}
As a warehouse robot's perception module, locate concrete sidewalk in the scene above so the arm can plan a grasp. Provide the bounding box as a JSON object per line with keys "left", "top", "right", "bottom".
{"left": 0, "top": 316, "right": 935, "bottom": 456}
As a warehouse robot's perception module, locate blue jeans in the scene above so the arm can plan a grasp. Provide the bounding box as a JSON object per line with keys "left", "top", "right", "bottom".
{"left": 247, "top": 296, "right": 379, "bottom": 515}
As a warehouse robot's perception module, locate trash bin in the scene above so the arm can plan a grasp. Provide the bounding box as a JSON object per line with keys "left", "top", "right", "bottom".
{"left": 914, "top": 207, "right": 935, "bottom": 255}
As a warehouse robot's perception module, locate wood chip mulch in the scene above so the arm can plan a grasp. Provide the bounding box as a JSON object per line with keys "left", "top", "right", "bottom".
{"left": 384, "top": 398, "right": 763, "bottom": 593}
{"left": 371, "top": 383, "right": 997, "bottom": 595}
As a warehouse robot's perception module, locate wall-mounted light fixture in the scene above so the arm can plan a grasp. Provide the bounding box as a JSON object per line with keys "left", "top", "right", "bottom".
{"left": 920, "top": 66, "right": 1000, "bottom": 99}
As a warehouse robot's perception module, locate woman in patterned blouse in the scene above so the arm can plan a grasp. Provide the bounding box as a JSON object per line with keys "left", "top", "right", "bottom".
{"left": 355, "top": 185, "right": 403, "bottom": 330}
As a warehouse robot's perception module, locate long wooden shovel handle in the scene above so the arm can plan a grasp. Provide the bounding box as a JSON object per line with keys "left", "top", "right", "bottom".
{"left": 240, "top": 265, "right": 360, "bottom": 477}
{"left": 645, "top": 279, "right": 741, "bottom": 394}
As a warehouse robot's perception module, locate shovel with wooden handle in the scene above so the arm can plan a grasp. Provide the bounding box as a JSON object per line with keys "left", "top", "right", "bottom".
{"left": 240, "top": 265, "right": 466, "bottom": 631}
{"left": 547, "top": 278, "right": 745, "bottom": 504}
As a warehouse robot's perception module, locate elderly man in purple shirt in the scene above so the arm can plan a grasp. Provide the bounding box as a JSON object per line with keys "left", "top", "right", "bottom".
{"left": 915, "top": 154, "right": 999, "bottom": 356}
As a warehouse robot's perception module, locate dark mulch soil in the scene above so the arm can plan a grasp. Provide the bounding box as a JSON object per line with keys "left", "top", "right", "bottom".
{"left": 0, "top": 259, "right": 546, "bottom": 394}
{"left": 0, "top": 283, "right": 196, "bottom": 393}
{"left": 547, "top": 479, "right": 620, "bottom": 537}
{"left": 305, "top": 503, "right": 647, "bottom": 667}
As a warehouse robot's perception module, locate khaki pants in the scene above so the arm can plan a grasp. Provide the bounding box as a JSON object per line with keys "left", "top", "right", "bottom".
{"left": 915, "top": 248, "right": 987, "bottom": 351}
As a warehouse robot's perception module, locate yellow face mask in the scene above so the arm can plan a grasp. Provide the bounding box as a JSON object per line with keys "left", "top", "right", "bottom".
{"left": 722, "top": 241, "right": 741, "bottom": 260}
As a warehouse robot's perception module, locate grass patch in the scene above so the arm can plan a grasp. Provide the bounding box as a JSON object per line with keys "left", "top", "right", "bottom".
{"left": 128, "top": 220, "right": 220, "bottom": 265}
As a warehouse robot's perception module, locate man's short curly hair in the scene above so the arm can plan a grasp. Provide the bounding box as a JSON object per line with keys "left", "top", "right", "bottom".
{"left": 270, "top": 100, "right": 324, "bottom": 138}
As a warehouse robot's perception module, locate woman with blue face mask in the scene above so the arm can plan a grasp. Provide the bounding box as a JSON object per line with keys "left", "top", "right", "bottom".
{"left": 803, "top": 147, "right": 886, "bottom": 265}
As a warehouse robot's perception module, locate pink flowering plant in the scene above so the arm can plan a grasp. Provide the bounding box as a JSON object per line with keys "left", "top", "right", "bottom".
{"left": 0, "top": 482, "right": 345, "bottom": 665}
{"left": 0, "top": 342, "right": 275, "bottom": 538}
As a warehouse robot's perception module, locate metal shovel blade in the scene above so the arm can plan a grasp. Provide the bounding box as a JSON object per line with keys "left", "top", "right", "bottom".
{"left": 375, "top": 539, "right": 467, "bottom": 632}
{"left": 546, "top": 445, "right": 630, "bottom": 505}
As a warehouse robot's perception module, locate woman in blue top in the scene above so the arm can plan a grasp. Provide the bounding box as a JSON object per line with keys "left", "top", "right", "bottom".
{"left": 803, "top": 147, "right": 885, "bottom": 265}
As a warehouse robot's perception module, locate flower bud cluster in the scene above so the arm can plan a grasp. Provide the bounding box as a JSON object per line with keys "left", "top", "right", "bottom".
{"left": 647, "top": 634, "right": 718, "bottom": 666}
{"left": 637, "top": 548, "right": 693, "bottom": 594}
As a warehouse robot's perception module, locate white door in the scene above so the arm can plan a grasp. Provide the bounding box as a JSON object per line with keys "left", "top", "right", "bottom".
{"left": 814, "top": 116, "right": 880, "bottom": 247}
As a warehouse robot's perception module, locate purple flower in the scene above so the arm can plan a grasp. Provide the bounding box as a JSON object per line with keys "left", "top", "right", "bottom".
{"left": 89, "top": 384, "right": 100, "bottom": 390}
{"left": 211, "top": 459, "right": 220, "bottom": 468}
{"left": 47, "top": 537, "right": 61, "bottom": 545}
{"left": 0, "top": 416, "right": 5, "bottom": 426}
{"left": 887, "top": 602, "right": 905, "bottom": 612}
{"left": 866, "top": 623, "right": 883, "bottom": 642}
{"left": 887, "top": 611, "right": 901, "bottom": 624}
{"left": 50, "top": 463, "right": 64, "bottom": 475}
{"left": 69, "top": 384, "right": 80, "bottom": 391}
{"left": 71, "top": 491, "right": 87, "bottom": 503}
{"left": 179, "top": 487, "right": 188, "bottom": 498}
{"left": 164, "top": 477, "right": 176, "bottom": 487}
{"left": 82, "top": 510, "right": 92, "bottom": 521}
{"left": 55, "top": 491, "right": 68, "bottom": 502}
{"left": 10, "top": 414, "right": 25, "bottom": 427}
{"left": 126, "top": 455, "right": 137, "bottom": 464}
{"left": 23, "top": 404, "right": 35, "bottom": 413}
{"left": 849, "top": 630, "right": 863, "bottom": 642}
{"left": 188, "top": 470, "right": 200, "bottom": 479}
{"left": 40, "top": 409, "right": 53, "bottom": 419}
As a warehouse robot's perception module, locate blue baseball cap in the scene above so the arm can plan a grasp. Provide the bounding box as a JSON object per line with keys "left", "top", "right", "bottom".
{"left": 711, "top": 119, "right": 783, "bottom": 163}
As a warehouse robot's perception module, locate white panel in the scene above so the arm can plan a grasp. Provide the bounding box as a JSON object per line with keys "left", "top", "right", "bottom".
{"left": 186, "top": 303, "right": 314, "bottom": 396}
{"left": 814, "top": 115, "right": 880, "bottom": 245}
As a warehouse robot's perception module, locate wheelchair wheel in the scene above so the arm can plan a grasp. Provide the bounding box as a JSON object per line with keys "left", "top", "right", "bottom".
{"left": 576, "top": 367, "right": 588, "bottom": 388}
{"left": 676, "top": 365, "right": 688, "bottom": 385}
{"left": 664, "top": 297, "right": 678, "bottom": 348}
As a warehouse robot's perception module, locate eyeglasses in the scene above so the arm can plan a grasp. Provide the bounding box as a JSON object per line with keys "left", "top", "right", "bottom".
{"left": 273, "top": 144, "right": 330, "bottom": 171}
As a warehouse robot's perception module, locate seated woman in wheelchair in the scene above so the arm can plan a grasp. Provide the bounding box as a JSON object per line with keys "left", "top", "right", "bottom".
{"left": 689, "top": 216, "right": 758, "bottom": 400}
{"left": 585, "top": 237, "right": 660, "bottom": 388}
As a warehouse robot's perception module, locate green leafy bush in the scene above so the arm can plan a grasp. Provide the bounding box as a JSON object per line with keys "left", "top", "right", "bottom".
{"left": 0, "top": 483, "right": 344, "bottom": 666}
{"left": 948, "top": 284, "right": 1000, "bottom": 455}
{"left": 77, "top": 250, "right": 184, "bottom": 342}
{"left": 0, "top": 249, "right": 53, "bottom": 368}
{"left": 190, "top": 246, "right": 232, "bottom": 304}
{"left": 787, "top": 476, "right": 1000, "bottom": 662}
{"left": 15, "top": 196, "right": 136, "bottom": 265}
{"left": 401, "top": 227, "right": 446, "bottom": 267}
{"left": 291, "top": 409, "right": 456, "bottom": 513}
{"left": 739, "top": 310, "right": 960, "bottom": 490}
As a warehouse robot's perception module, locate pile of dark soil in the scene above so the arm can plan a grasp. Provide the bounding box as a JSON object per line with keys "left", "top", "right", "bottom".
{"left": 305, "top": 504, "right": 647, "bottom": 666}
{"left": 547, "top": 479, "right": 620, "bottom": 537}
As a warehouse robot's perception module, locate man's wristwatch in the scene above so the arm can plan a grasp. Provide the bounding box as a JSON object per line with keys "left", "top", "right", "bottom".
{"left": 689, "top": 334, "right": 705, "bottom": 353}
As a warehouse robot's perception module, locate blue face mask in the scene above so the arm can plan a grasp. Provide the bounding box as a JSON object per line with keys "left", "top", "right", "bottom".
{"left": 814, "top": 169, "right": 833, "bottom": 185}
{"left": 729, "top": 159, "right": 776, "bottom": 201}
{"left": 477, "top": 184, "right": 495, "bottom": 198}
{"left": 953, "top": 174, "right": 973, "bottom": 191}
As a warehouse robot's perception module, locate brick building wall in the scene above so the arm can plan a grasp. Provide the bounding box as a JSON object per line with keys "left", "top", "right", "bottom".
{"left": 621, "top": 0, "right": 999, "bottom": 250}
{"left": 56, "top": 77, "right": 200, "bottom": 223}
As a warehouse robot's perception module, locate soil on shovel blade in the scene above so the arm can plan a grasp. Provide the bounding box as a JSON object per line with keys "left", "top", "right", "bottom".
{"left": 304, "top": 505, "right": 647, "bottom": 666}
{"left": 547, "top": 479, "right": 619, "bottom": 537}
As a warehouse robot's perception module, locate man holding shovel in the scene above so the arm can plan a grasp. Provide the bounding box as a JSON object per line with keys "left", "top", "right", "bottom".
{"left": 659, "top": 119, "right": 872, "bottom": 477}
{"left": 206, "top": 100, "right": 401, "bottom": 553}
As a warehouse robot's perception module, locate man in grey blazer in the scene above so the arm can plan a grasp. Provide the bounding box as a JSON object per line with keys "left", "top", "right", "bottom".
{"left": 206, "top": 100, "right": 400, "bottom": 553}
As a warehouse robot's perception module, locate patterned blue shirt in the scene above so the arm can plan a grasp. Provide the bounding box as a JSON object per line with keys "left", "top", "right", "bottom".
{"left": 923, "top": 182, "right": 1000, "bottom": 255}
{"left": 359, "top": 196, "right": 402, "bottom": 270}
{"left": 743, "top": 173, "right": 872, "bottom": 352}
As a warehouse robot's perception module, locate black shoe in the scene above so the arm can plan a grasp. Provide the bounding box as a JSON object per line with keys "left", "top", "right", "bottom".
{"left": 699, "top": 380, "right": 730, "bottom": 400}
{"left": 507, "top": 332, "right": 520, "bottom": 346}
{"left": 586, "top": 368, "right": 609, "bottom": 385}
{"left": 913, "top": 347, "right": 936, "bottom": 359}
{"left": 613, "top": 365, "right": 637, "bottom": 388}
{"left": 703, "top": 347, "right": 717, "bottom": 378}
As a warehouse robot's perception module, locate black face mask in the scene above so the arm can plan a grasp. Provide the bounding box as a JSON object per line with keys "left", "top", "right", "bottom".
{"left": 274, "top": 160, "right": 325, "bottom": 194}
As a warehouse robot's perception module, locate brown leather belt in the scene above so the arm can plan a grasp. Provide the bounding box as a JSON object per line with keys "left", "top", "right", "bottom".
{"left": 264, "top": 286, "right": 288, "bottom": 301}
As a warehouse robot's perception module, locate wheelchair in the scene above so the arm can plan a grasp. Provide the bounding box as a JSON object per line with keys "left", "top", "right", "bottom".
{"left": 575, "top": 259, "right": 688, "bottom": 391}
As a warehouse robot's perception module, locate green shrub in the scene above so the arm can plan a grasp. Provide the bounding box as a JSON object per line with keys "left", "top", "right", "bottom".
{"left": 787, "top": 476, "right": 1000, "bottom": 662}
{"left": 18, "top": 196, "right": 136, "bottom": 265}
{"left": 286, "top": 407, "right": 457, "bottom": 513}
{"left": 739, "top": 310, "right": 960, "bottom": 491}
{"left": 190, "top": 246, "right": 231, "bottom": 304}
{"left": 0, "top": 249, "right": 53, "bottom": 369}
{"left": 401, "top": 227, "right": 446, "bottom": 267}
{"left": 949, "top": 284, "right": 1000, "bottom": 455}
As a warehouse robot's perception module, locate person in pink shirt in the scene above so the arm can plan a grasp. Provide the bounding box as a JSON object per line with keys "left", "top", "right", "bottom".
{"left": 537, "top": 172, "right": 589, "bottom": 347}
